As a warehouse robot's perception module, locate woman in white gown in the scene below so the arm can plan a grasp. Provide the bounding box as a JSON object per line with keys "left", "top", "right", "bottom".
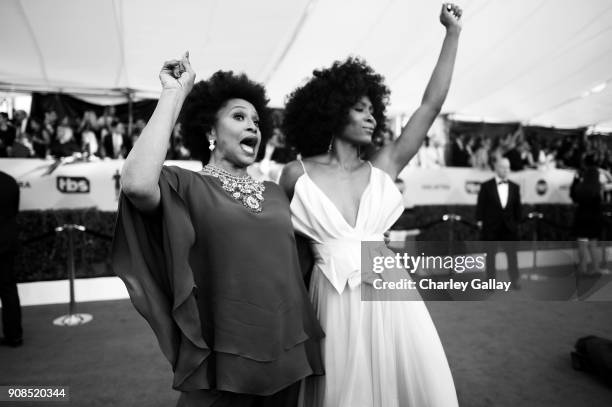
{"left": 279, "top": 4, "right": 463, "bottom": 406}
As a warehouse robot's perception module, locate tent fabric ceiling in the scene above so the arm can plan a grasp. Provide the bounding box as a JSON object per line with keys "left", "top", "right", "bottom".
{"left": 1, "top": 0, "right": 611, "bottom": 128}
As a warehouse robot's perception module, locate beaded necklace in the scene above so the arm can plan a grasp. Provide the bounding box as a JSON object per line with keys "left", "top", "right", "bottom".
{"left": 201, "top": 164, "right": 265, "bottom": 213}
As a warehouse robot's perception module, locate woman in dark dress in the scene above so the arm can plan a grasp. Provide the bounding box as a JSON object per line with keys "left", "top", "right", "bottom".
{"left": 112, "top": 52, "right": 323, "bottom": 407}
{"left": 570, "top": 153, "right": 611, "bottom": 276}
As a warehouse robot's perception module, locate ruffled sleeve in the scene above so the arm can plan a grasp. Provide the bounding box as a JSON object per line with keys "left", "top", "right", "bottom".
{"left": 111, "top": 166, "right": 210, "bottom": 391}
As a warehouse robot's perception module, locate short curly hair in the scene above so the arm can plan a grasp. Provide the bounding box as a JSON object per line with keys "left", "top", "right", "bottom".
{"left": 282, "top": 57, "right": 390, "bottom": 157}
{"left": 180, "top": 71, "right": 273, "bottom": 164}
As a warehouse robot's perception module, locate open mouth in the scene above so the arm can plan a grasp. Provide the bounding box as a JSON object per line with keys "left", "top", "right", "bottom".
{"left": 363, "top": 127, "right": 374, "bottom": 134}
{"left": 239, "top": 136, "right": 258, "bottom": 155}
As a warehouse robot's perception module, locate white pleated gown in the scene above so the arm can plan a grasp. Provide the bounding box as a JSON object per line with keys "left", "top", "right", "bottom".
{"left": 291, "top": 162, "right": 458, "bottom": 407}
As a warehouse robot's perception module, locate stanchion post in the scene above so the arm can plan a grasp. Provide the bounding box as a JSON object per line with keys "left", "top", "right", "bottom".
{"left": 67, "top": 225, "right": 76, "bottom": 316}
{"left": 528, "top": 212, "right": 543, "bottom": 274}
{"left": 53, "top": 224, "right": 93, "bottom": 327}
{"left": 443, "top": 214, "right": 459, "bottom": 275}
{"left": 448, "top": 215, "right": 455, "bottom": 256}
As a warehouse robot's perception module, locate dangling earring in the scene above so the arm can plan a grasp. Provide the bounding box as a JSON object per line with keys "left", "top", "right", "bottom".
{"left": 327, "top": 137, "right": 334, "bottom": 153}
{"left": 209, "top": 139, "right": 216, "bottom": 151}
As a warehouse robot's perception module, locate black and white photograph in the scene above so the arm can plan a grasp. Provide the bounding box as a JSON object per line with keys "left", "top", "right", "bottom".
{"left": 0, "top": 1, "right": 611, "bottom": 406}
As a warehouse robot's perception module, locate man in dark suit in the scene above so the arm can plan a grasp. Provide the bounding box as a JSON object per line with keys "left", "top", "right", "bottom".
{"left": 450, "top": 134, "right": 471, "bottom": 167}
{"left": 476, "top": 157, "right": 522, "bottom": 289}
{"left": 0, "top": 171, "right": 23, "bottom": 347}
{"left": 102, "top": 120, "right": 128, "bottom": 159}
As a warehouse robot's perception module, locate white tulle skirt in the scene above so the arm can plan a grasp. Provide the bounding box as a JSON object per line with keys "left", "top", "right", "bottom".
{"left": 299, "top": 266, "right": 459, "bottom": 407}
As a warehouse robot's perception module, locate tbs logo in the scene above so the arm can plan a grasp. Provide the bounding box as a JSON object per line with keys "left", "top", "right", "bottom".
{"left": 535, "top": 179, "right": 548, "bottom": 196}
{"left": 57, "top": 176, "right": 90, "bottom": 193}
{"left": 465, "top": 181, "right": 482, "bottom": 194}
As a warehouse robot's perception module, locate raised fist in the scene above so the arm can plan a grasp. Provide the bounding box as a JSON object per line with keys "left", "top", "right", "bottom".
{"left": 440, "top": 3, "right": 462, "bottom": 31}
{"left": 159, "top": 51, "right": 196, "bottom": 94}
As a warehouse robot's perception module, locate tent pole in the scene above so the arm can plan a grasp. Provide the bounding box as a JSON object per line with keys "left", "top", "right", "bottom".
{"left": 127, "top": 88, "right": 133, "bottom": 138}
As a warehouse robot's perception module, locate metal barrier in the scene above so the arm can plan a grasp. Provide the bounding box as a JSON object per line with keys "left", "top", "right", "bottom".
{"left": 413, "top": 209, "right": 611, "bottom": 279}
{"left": 527, "top": 211, "right": 544, "bottom": 273}
{"left": 22, "top": 224, "right": 113, "bottom": 327}
{"left": 409, "top": 213, "right": 480, "bottom": 276}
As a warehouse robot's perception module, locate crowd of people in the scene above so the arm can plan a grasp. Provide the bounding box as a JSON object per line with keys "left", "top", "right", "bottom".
{"left": 2, "top": 105, "right": 610, "bottom": 174}
{"left": 0, "top": 107, "right": 190, "bottom": 160}
{"left": 447, "top": 127, "right": 612, "bottom": 172}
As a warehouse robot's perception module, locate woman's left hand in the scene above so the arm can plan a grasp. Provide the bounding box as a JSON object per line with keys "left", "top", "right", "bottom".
{"left": 440, "top": 3, "right": 463, "bottom": 31}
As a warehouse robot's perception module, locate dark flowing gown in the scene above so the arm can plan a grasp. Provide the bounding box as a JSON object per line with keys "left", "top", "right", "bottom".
{"left": 112, "top": 165, "right": 324, "bottom": 406}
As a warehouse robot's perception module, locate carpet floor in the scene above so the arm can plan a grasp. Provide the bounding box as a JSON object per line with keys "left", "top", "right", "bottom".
{"left": 1, "top": 298, "right": 611, "bottom": 406}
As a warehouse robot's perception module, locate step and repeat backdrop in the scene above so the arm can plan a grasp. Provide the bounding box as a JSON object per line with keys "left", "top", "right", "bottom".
{"left": 0, "top": 159, "right": 577, "bottom": 211}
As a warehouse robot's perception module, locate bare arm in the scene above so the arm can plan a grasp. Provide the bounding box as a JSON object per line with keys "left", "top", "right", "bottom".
{"left": 279, "top": 160, "right": 305, "bottom": 201}
{"left": 121, "top": 52, "right": 195, "bottom": 212}
{"left": 374, "top": 4, "right": 462, "bottom": 179}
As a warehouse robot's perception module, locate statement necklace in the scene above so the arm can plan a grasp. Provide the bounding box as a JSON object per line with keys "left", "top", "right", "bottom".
{"left": 201, "top": 164, "right": 265, "bottom": 213}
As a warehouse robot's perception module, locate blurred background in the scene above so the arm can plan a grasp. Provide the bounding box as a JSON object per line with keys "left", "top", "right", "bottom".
{"left": 1, "top": 1, "right": 612, "bottom": 406}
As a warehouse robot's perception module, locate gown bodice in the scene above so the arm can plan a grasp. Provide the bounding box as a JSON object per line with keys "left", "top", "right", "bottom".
{"left": 290, "top": 162, "right": 404, "bottom": 293}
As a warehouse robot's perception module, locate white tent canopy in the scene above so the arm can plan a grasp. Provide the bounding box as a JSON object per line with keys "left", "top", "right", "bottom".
{"left": 2, "top": 0, "right": 611, "bottom": 129}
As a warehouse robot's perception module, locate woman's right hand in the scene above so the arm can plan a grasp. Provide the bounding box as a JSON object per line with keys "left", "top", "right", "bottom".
{"left": 159, "top": 51, "right": 196, "bottom": 94}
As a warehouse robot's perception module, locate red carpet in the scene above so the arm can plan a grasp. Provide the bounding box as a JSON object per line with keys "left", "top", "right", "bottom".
{"left": 1, "top": 299, "right": 611, "bottom": 406}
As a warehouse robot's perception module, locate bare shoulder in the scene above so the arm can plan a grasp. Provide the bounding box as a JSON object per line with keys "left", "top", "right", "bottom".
{"left": 280, "top": 160, "right": 305, "bottom": 184}
{"left": 279, "top": 160, "right": 305, "bottom": 200}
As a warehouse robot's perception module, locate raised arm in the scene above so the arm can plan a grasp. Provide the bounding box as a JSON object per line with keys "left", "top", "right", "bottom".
{"left": 374, "top": 3, "right": 462, "bottom": 179}
{"left": 120, "top": 52, "right": 195, "bottom": 212}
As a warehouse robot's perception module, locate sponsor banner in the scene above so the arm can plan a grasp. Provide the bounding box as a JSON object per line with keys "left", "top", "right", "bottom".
{"left": 0, "top": 158, "right": 201, "bottom": 211}
{"left": 0, "top": 159, "right": 576, "bottom": 211}
{"left": 397, "top": 166, "right": 575, "bottom": 206}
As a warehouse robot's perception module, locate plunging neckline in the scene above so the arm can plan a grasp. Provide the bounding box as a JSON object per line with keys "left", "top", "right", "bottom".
{"left": 297, "top": 164, "right": 373, "bottom": 229}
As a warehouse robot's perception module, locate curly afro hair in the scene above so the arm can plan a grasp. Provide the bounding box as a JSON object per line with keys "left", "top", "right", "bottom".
{"left": 282, "top": 57, "right": 390, "bottom": 157}
{"left": 180, "top": 71, "right": 273, "bottom": 164}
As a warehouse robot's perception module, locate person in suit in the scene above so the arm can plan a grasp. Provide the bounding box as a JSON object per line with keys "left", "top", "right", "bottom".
{"left": 102, "top": 120, "right": 127, "bottom": 159}
{"left": 570, "top": 153, "right": 612, "bottom": 276}
{"left": 476, "top": 157, "right": 522, "bottom": 289}
{"left": 0, "top": 171, "right": 23, "bottom": 347}
{"left": 450, "top": 134, "right": 470, "bottom": 167}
